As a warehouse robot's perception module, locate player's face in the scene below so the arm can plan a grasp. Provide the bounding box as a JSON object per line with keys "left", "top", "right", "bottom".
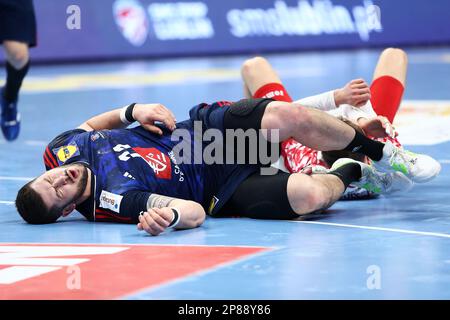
{"left": 32, "top": 164, "right": 89, "bottom": 216}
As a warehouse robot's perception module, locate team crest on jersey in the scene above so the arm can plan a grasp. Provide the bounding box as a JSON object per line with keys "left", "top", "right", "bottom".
{"left": 132, "top": 147, "right": 172, "bottom": 180}
{"left": 53, "top": 142, "right": 80, "bottom": 165}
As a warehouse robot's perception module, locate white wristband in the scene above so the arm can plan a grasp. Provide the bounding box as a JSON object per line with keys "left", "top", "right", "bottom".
{"left": 168, "top": 207, "right": 181, "bottom": 229}
{"left": 120, "top": 105, "right": 133, "bottom": 126}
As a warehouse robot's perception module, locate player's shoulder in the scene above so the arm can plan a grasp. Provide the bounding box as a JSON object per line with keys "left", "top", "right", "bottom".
{"left": 43, "top": 128, "right": 87, "bottom": 170}
{"left": 48, "top": 128, "right": 87, "bottom": 149}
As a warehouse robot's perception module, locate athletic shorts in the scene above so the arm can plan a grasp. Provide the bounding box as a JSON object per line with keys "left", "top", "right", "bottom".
{"left": 216, "top": 169, "right": 298, "bottom": 220}
{"left": 189, "top": 99, "right": 292, "bottom": 219}
{"left": 0, "top": 0, "right": 37, "bottom": 47}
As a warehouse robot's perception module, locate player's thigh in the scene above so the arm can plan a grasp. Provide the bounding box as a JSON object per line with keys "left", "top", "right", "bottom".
{"left": 241, "top": 57, "right": 283, "bottom": 95}
{"left": 372, "top": 48, "right": 408, "bottom": 86}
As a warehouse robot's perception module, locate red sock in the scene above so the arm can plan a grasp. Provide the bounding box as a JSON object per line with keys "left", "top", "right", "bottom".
{"left": 370, "top": 75, "right": 404, "bottom": 124}
{"left": 253, "top": 82, "right": 293, "bottom": 102}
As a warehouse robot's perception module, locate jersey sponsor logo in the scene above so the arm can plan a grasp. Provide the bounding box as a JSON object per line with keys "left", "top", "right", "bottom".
{"left": 133, "top": 147, "right": 172, "bottom": 180}
{"left": 113, "top": 0, "right": 149, "bottom": 47}
{"left": 53, "top": 142, "right": 80, "bottom": 165}
{"left": 99, "top": 190, "right": 123, "bottom": 213}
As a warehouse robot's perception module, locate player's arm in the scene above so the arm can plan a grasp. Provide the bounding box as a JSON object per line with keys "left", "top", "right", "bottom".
{"left": 294, "top": 79, "right": 371, "bottom": 110}
{"left": 78, "top": 103, "right": 176, "bottom": 135}
{"left": 137, "top": 194, "right": 206, "bottom": 236}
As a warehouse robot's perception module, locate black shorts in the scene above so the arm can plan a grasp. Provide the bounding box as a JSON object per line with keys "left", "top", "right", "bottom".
{"left": 224, "top": 98, "right": 280, "bottom": 166}
{"left": 224, "top": 98, "right": 272, "bottom": 131}
{"left": 188, "top": 98, "right": 284, "bottom": 216}
{"left": 0, "top": 0, "right": 37, "bottom": 47}
{"left": 216, "top": 170, "right": 299, "bottom": 220}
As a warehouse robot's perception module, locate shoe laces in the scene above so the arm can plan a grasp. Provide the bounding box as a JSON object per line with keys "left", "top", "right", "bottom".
{"left": 389, "top": 146, "right": 417, "bottom": 174}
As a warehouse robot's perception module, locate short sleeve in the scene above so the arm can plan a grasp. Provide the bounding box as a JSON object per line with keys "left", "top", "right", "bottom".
{"left": 43, "top": 129, "right": 86, "bottom": 170}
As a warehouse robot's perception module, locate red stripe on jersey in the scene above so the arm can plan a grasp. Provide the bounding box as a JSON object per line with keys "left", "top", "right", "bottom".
{"left": 45, "top": 147, "right": 58, "bottom": 168}
{"left": 95, "top": 209, "right": 132, "bottom": 222}
{"left": 95, "top": 214, "right": 116, "bottom": 222}
{"left": 43, "top": 153, "right": 52, "bottom": 169}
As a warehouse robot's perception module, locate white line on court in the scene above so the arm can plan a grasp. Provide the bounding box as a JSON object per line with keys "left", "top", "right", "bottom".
{"left": 292, "top": 220, "right": 450, "bottom": 239}
{"left": 0, "top": 201, "right": 14, "bottom": 205}
{"left": 439, "top": 159, "right": 450, "bottom": 164}
{"left": 0, "top": 177, "right": 33, "bottom": 181}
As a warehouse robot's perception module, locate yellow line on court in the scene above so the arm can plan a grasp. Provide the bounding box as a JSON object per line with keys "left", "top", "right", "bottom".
{"left": 1, "top": 68, "right": 240, "bottom": 93}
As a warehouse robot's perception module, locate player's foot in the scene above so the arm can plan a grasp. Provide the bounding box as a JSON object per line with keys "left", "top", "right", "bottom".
{"left": 331, "top": 158, "right": 413, "bottom": 195}
{"left": 1, "top": 88, "right": 21, "bottom": 141}
{"left": 373, "top": 141, "right": 441, "bottom": 183}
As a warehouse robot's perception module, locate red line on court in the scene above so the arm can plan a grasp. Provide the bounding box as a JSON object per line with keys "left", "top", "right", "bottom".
{"left": 0, "top": 243, "right": 269, "bottom": 300}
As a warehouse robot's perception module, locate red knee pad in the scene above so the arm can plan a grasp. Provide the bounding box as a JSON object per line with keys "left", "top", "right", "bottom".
{"left": 253, "top": 82, "right": 293, "bottom": 102}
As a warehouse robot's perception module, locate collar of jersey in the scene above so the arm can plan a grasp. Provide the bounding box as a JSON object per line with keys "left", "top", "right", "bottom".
{"left": 74, "top": 162, "right": 96, "bottom": 221}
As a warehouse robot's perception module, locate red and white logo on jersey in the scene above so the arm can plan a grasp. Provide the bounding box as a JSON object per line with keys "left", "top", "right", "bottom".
{"left": 113, "top": 0, "right": 149, "bottom": 47}
{"left": 133, "top": 147, "right": 172, "bottom": 179}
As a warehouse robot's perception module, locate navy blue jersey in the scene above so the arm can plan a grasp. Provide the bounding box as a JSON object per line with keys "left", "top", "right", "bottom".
{"left": 43, "top": 102, "right": 258, "bottom": 223}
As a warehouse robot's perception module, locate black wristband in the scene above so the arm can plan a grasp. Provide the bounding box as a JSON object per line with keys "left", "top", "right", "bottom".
{"left": 125, "top": 103, "right": 137, "bottom": 123}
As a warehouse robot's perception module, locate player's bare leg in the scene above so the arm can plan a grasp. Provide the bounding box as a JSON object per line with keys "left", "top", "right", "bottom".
{"left": 241, "top": 57, "right": 284, "bottom": 95}
{"left": 373, "top": 48, "right": 407, "bottom": 87}
{"left": 3, "top": 41, "right": 29, "bottom": 69}
{"left": 287, "top": 172, "right": 345, "bottom": 214}
{"left": 371, "top": 48, "right": 408, "bottom": 123}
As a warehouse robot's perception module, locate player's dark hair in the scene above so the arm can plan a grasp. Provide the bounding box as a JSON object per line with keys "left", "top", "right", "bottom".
{"left": 322, "top": 117, "right": 366, "bottom": 166}
{"left": 15, "top": 179, "right": 62, "bottom": 224}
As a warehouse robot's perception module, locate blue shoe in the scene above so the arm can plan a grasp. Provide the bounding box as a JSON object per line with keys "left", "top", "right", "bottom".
{"left": 1, "top": 89, "right": 21, "bottom": 141}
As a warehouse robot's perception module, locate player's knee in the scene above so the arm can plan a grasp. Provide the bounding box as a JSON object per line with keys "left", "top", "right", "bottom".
{"left": 285, "top": 103, "right": 312, "bottom": 131}
{"left": 306, "top": 184, "right": 329, "bottom": 213}
{"left": 381, "top": 48, "right": 408, "bottom": 65}
{"left": 241, "top": 56, "right": 269, "bottom": 78}
{"left": 265, "top": 102, "right": 311, "bottom": 134}
{"left": 7, "top": 48, "right": 29, "bottom": 69}
{"left": 290, "top": 182, "right": 328, "bottom": 215}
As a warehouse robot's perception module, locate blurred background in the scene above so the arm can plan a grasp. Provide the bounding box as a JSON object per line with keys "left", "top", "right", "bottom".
{"left": 5, "top": 0, "right": 450, "bottom": 63}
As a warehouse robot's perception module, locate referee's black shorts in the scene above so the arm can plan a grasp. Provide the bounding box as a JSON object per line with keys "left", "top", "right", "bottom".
{"left": 0, "top": 0, "right": 37, "bottom": 47}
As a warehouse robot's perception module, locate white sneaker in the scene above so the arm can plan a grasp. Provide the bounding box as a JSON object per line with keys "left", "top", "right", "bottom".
{"left": 373, "top": 141, "right": 441, "bottom": 183}
{"left": 331, "top": 158, "right": 413, "bottom": 195}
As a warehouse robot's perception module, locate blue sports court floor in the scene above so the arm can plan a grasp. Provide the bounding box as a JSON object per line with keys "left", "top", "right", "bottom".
{"left": 0, "top": 47, "right": 449, "bottom": 299}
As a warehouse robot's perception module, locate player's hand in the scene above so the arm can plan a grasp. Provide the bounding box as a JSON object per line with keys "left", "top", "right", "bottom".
{"left": 334, "top": 79, "right": 371, "bottom": 107}
{"left": 358, "top": 116, "right": 398, "bottom": 138}
{"left": 133, "top": 103, "right": 177, "bottom": 135}
{"left": 137, "top": 207, "right": 173, "bottom": 236}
